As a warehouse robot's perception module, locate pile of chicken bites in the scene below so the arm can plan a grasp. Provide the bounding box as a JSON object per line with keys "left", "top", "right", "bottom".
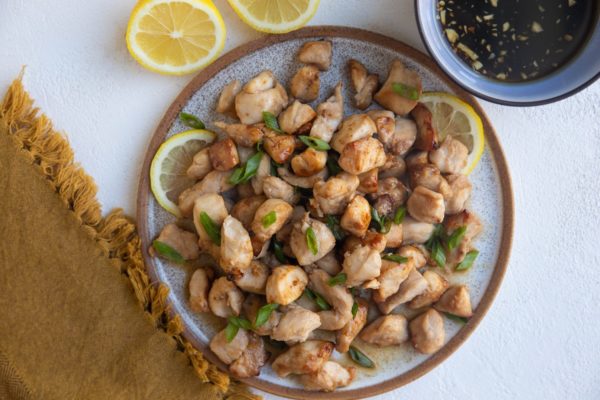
{"left": 151, "top": 40, "right": 483, "bottom": 392}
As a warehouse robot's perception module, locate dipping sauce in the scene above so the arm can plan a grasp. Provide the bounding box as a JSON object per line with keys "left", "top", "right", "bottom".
{"left": 437, "top": 0, "right": 597, "bottom": 82}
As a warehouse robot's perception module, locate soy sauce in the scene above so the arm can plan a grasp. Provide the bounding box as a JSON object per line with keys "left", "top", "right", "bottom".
{"left": 438, "top": 0, "right": 597, "bottom": 81}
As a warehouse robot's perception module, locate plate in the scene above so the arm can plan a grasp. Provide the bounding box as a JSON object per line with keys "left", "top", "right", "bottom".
{"left": 137, "top": 26, "right": 514, "bottom": 399}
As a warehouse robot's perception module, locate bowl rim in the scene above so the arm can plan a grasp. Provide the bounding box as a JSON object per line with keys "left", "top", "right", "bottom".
{"left": 136, "top": 25, "right": 515, "bottom": 399}
{"left": 414, "top": 0, "right": 600, "bottom": 107}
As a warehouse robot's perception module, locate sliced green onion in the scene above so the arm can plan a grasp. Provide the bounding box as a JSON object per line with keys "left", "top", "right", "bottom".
{"left": 431, "top": 239, "right": 446, "bottom": 268}
{"left": 447, "top": 226, "right": 467, "bottom": 250}
{"left": 199, "top": 212, "right": 221, "bottom": 246}
{"left": 228, "top": 316, "right": 253, "bottom": 330}
{"left": 382, "top": 254, "right": 409, "bottom": 264}
{"left": 262, "top": 111, "right": 283, "bottom": 133}
{"left": 179, "top": 112, "right": 205, "bottom": 129}
{"left": 299, "top": 135, "right": 331, "bottom": 151}
{"left": 444, "top": 312, "right": 469, "bottom": 324}
{"left": 370, "top": 207, "right": 391, "bottom": 234}
{"left": 455, "top": 249, "right": 479, "bottom": 271}
{"left": 325, "top": 215, "right": 346, "bottom": 241}
{"left": 152, "top": 240, "right": 185, "bottom": 264}
{"left": 262, "top": 211, "right": 277, "bottom": 228}
{"left": 306, "top": 227, "right": 318, "bottom": 255}
{"left": 305, "top": 288, "right": 331, "bottom": 311}
{"left": 393, "top": 206, "right": 406, "bottom": 225}
{"left": 229, "top": 151, "right": 263, "bottom": 185}
{"left": 348, "top": 346, "right": 375, "bottom": 368}
{"left": 327, "top": 155, "right": 342, "bottom": 175}
{"left": 351, "top": 301, "right": 359, "bottom": 318}
{"left": 224, "top": 321, "right": 239, "bottom": 342}
{"left": 328, "top": 273, "right": 347, "bottom": 286}
{"left": 272, "top": 239, "right": 289, "bottom": 264}
{"left": 254, "top": 303, "right": 279, "bottom": 327}
{"left": 392, "top": 82, "right": 420, "bottom": 101}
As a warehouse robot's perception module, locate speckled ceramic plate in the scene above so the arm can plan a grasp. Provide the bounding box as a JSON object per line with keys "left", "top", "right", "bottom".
{"left": 137, "top": 26, "right": 514, "bottom": 399}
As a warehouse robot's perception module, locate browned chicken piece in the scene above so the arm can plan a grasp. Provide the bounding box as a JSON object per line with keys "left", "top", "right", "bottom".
{"left": 330, "top": 114, "right": 376, "bottom": 153}
{"left": 237, "top": 182, "right": 255, "bottom": 198}
{"left": 315, "top": 251, "right": 342, "bottom": 276}
{"left": 435, "top": 285, "right": 473, "bottom": 318}
{"left": 298, "top": 40, "right": 333, "bottom": 70}
{"left": 374, "top": 59, "right": 422, "bottom": 115}
{"left": 299, "top": 361, "right": 356, "bottom": 392}
{"left": 179, "top": 170, "right": 233, "bottom": 217}
{"left": 277, "top": 166, "right": 329, "bottom": 189}
{"left": 242, "top": 294, "right": 281, "bottom": 336}
{"left": 250, "top": 235, "right": 270, "bottom": 259}
{"left": 291, "top": 148, "right": 328, "bottom": 177}
{"left": 290, "top": 65, "right": 320, "bottom": 102}
{"left": 278, "top": 100, "right": 317, "bottom": 134}
{"left": 208, "top": 277, "right": 245, "bottom": 318}
{"left": 402, "top": 216, "right": 435, "bottom": 244}
{"left": 384, "top": 223, "right": 403, "bottom": 248}
{"left": 216, "top": 79, "right": 241, "bottom": 115}
{"left": 336, "top": 298, "right": 368, "bottom": 353}
{"left": 399, "top": 245, "right": 428, "bottom": 269}
{"left": 235, "top": 70, "right": 288, "bottom": 124}
{"left": 360, "top": 314, "right": 409, "bottom": 346}
{"left": 408, "top": 271, "right": 449, "bottom": 309}
{"left": 378, "top": 153, "right": 407, "bottom": 180}
{"left": 342, "top": 230, "right": 387, "bottom": 254}
{"left": 250, "top": 153, "right": 272, "bottom": 195}
{"left": 377, "top": 268, "right": 428, "bottom": 314}
{"left": 409, "top": 308, "right": 445, "bottom": 354}
{"left": 373, "top": 259, "right": 412, "bottom": 302}
{"left": 309, "top": 270, "right": 354, "bottom": 330}
{"left": 271, "top": 340, "right": 334, "bottom": 377}
{"left": 186, "top": 148, "right": 212, "bottom": 180}
{"left": 189, "top": 268, "right": 211, "bottom": 312}
{"left": 357, "top": 168, "right": 378, "bottom": 194}
{"left": 209, "top": 327, "right": 249, "bottom": 365}
{"left": 153, "top": 223, "right": 200, "bottom": 260}
{"left": 271, "top": 304, "right": 321, "bottom": 343}
{"left": 370, "top": 177, "right": 408, "bottom": 217}
{"left": 408, "top": 163, "right": 450, "bottom": 196}
{"left": 208, "top": 138, "right": 240, "bottom": 171}
{"left": 367, "top": 109, "right": 395, "bottom": 141}
{"left": 349, "top": 59, "right": 379, "bottom": 109}
{"left": 407, "top": 186, "right": 445, "bottom": 224}
{"left": 444, "top": 174, "right": 472, "bottom": 215}
{"left": 265, "top": 265, "right": 308, "bottom": 305}
{"left": 410, "top": 103, "right": 439, "bottom": 151}
{"left": 312, "top": 172, "right": 360, "bottom": 215}
{"left": 342, "top": 245, "right": 382, "bottom": 287}
{"left": 338, "top": 137, "right": 387, "bottom": 175}
{"left": 444, "top": 210, "right": 483, "bottom": 266}
{"left": 220, "top": 216, "right": 253, "bottom": 278}
{"left": 231, "top": 195, "right": 266, "bottom": 231}
{"left": 192, "top": 193, "right": 228, "bottom": 244}
{"left": 310, "top": 83, "right": 344, "bottom": 143}
{"left": 340, "top": 195, "right": 371, "bottom": 237}
{"left": 234, "top": 260, "right": 269, "bottom": 294}
{"left": 405, "top": 150, "right": 430, "bottom": 169}
{"left": 388, "top": 117, "right": 418, "bottom": 155}
{"left": 290, "top": 213, "right": 336, "bottom": 265}
{"left": 429, "top": 136, "right": 469, "bottom": 174}
{"left": 251, "top": 198, "right": 293, "bottom": 242}
{"left": 213, "top": 121, "right": 263, "bottom": 148}
{"left": 262, "top": 176, "right": 299, "bottom": 204}
{"left": 263, "top": 131, "right": 296, "bottom": 164}
{"left": 229, "top": 332, "right": 269, "bottom": 378}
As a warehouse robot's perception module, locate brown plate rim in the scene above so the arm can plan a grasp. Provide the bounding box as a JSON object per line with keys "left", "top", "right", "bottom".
{"left": 136, "top": 25, "right": 514, "bottom": 400}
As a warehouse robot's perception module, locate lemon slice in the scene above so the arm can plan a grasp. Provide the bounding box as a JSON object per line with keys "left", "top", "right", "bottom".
{"left": 150, "top": 129, "right": 216, "bottom": 216}
{"left": 420, "top": 92, "right": 485, "bottom": 174}
{"left": 126, "top": 0, "right": 226, "bottom": 75}
{"left": 227, "top": 0, "right": 320, "bottom": 33}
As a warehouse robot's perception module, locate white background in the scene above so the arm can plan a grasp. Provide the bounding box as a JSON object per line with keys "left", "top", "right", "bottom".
{"left": 1, "top": 1, "right": 599, "bottom": 399}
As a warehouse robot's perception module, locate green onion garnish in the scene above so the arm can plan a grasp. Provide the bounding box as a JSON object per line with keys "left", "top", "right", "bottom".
{"left": 262, "top": 111, "right": 283, "bottom": 133}
{"left": 152, "top": 240, "right": 185, "bottom": 264}
{"left": 447, "top": 226, "right": 467, "bottom": 250}
{"left": 327, "top": 273, "right": 347, "bottom": 286}
{"left": 229, "top": 151, "right": 263, "bottom": 185}
{"left": 199, "top": 212, "right": 221, "bottom": 245}
{"left": 348, "top": 346, "right": 375, "bottom": 368}
{"left": 392, "top": 82, "right": 420, "bottom": 100}
{"left": 306, "top": 227, "right": 319, "bottom": 255}
{"left": 455, "top": 249, "right": 479, "bottom": 271}
{"left": 262, "top": 211, "right": 277, "bottom": 228}
{"left": 393, "top": 206, "right": 406, "bottom": 225}
{"left": 382, "top": 254, "right": 409, "bottom": 264}
{"left": 254, "top": 303, "right": 279, "bottom": 328}
{"left": 179, "top": 112, "right": 205, "bottom": 129}
{"left": 299, "top": 135, "right": 331, "bottom": 151}
{"left": 305, "top": 288, "right": 331, "bottom": 311}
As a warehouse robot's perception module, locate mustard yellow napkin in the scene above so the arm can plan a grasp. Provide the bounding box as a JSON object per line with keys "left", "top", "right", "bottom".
{"left": 0, "top": 76, "right": 256, "bottom": 400}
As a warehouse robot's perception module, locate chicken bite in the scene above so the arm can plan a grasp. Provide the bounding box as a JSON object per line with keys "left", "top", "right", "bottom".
{"left": 234, "top": 260, "right": 269, "bottom": 294}
{"left": 179, "top": 170, "right": 234, "bottom": 217}
{"left": 209, "top": 327, "right": 249, "bottom": 365}
{"left": 209, "top": 138, "right": 240, "bottom": 171}
{"left": 312, "top": 172, "right": 360, "bottom": 215}
{"left": 298, "top": 40, "right": 333, "bottom": 71}
{"left": 377, "top": 268, "right": 428, "bottom": 314}
{"left": 410, "top": 103, "right": 439, "bottom": 151}
{"left": 336, "top": 298, "right": 368, "bottom": 353}
{"left": 408, "top": 270, "right": 449, "bottom": 309}
{"left": 231, "top": 195, "right": 266, "bottom": 231}
{"left": 330, "top": 114, "right": 376, "bottom": 153}
{"left": 402, "top": 217, "right": 435, "bottom": 244}
{"left": 263, "top": 131, "right": 296, "bottom": 164}
{"left": 429, "top": 136, "right": 469, "bottom": 174}
{"left": 213, "top": 121, "right": 263, "bottom": 148}
{"left": 310, "top": 83, "right": 344, "bottom": 143}
{"left": 444, "top": 210, "right": 483, "bottom": 266}
{"left": 357, "top": 168, "right": 378, "bottom": 194}
{"left": 242, "top": 294, "right": 281, "bottom": 336}
{"left": 399, "top": 245, "right": 428, "bottom": 269}
{"left": 338, "top": 137, "right": 387, "bottom": 175}
{"left": 315, "top": 250, "right": 342, "bottom": 276}
{"left": 262, "top": 176, "right": 299, "bottom": 204}
{"left": 349, "top": 59, "right": 379, "bottom": 110}
{"left": 370, "top": 177, "right": 408, "bottom": 217}
{"left": 291, "top": 148, "right": 328, "bottom": 177}
{"left": 409, "top": 308, "right": 445, "bottom": 354}
{"left": 342, "top": 230, "right": 387, "bottom": 254}
{"left": 384, "top": 117, "right": 418, "bottom": 156}
{"left": 290, "top": 65, "right": 320, "bottom": 102}
{"left": 373, "top": 259, "right": 412, "bottom": 302}
{"left": 383, "top": 223, "right": 403, "bottom": 248}
{"left": 272, "top": 340, "right": 334, "bottom": 377}
{"left": 153, "top": 223, "right": 200, "bottom": 261}
{"left": 340, "top": 195, "right": 371, "bottom": 237}
{"left": 229, "top": 332, "right": 269, "bottom": 378}
{"left": 192, "top": 193, "right": 228, "bottom": 245}
{"left": 309, "top": 269, "right": 354, "bottom": 330}
{"left": 271, "top": 304, "right": 321, "bottom": 343}
{"left": 444, "top": 174, "right": 472, "bottom": 215}
{"left": 235, "top": 70, "right": 288, "bottom": 124}
{"left": 266, "top": 265, "right": 308, "bottom": 305}
{"left": 342, "top": 245, "right": 382, "bottom": 287}
{"left": 434, "top": 285, "right": 473, "bottom": 318}
{"left": 189, "top": 268, "right": 211, "bottom": 313}
{"left": 299, "top": 361, "right": 355, "bottom": 392}
{"left": 360, "top": 314, "right": 409, "bottom": 346}
{"left": 407, "top": 186, "right": 445, "bottom": 224}
{"left": 251, "top": 198, "right": 293, "bottom": 242}
{"left": 186, "top": 148, "right": 212, "bottom": 180}
{"left": 408, "top": 163, "right": 450, "bottom": 195}
{"left": 278, "top": 100, "right": 317, "bottom": 134}
{"left": 374, "top": 59, "right": 422, "bottom": 115}
{"left": 220, "top": 216, "right": 253, "bottom": 278}
{"left": 290, "top": 213, "right": 336, "bottom": 265}
{"left": 216, "top": 79, "right": 241, "bottom": 116}
{"left": 208, "top": 277, "right": 244, "bottom": 318}
{"left": 278, "top": 166, "right": 329, "bottom": 189}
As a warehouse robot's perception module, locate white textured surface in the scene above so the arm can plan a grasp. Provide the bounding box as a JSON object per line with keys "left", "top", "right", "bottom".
{"left": 1, "top": 1, "right": 599, "bottom": 399}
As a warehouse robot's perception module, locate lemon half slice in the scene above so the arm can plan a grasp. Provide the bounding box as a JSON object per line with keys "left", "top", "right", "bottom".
{"left": 420, "top": 92, "right": 485, "bottom": 174}
{"left": 126, "top": 0, "right": 226, "bottom": 75}
{"left": 227, "top": 0, "right": 320, "bottom": 33}
{"left": 150, "top": 129, "right": 216, "bottom": 216}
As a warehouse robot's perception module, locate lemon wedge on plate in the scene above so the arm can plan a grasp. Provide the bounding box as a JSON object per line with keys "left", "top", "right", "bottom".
{"left": 227, "top": 0, "right": 320, "bottom": 33}
{"left": 420, "top": 92, "right": 485, "bottom": 174}
{"left": 126, "top": 0, "right": 226, "bottom": 75}
{"left": 150, "top": 129, "right": 216, "bottom": 216}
